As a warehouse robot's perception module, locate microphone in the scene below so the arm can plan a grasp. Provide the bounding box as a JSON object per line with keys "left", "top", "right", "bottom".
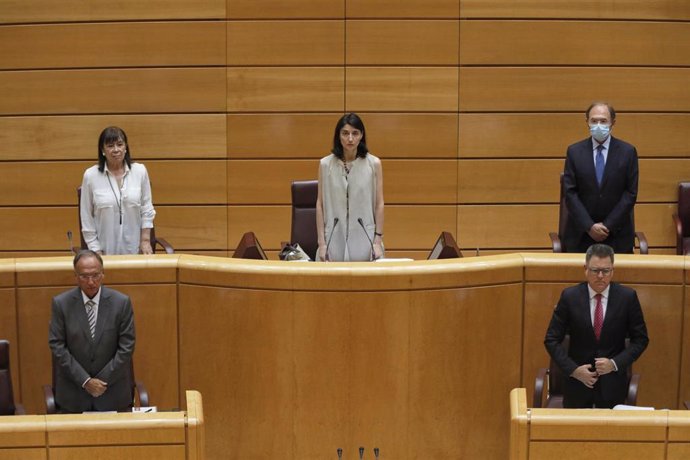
{"left": 357, "top": 218, "right": 376, "bottom": 261}
{"left": 359, "top": 447, "right": 364, "bottom": 460}
{"left": 67, "top": 231, "right": 75, "bottom": 254}
{"left": 324, "top": 217, "right": 339, "bottom": 261}
{"left": 337, "top": 448, "right": 342, "bottom": 460}
{"left": 374, "top": 448, "right": 379, "bottom": 459}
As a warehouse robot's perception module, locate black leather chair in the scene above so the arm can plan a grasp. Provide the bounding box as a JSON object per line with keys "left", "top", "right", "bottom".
{"left": 77, "top": 186, "right": 173, "bottom": 254}
{"left": 286, "top": 180, "right": 318, "bottom": 261}
{"left": 533, "top": 335, "right": 640, "bottom": 408}
{"left": 43, "top": 355, "right": 149, "bottom": 414}
{"left": 0, "top": 340, "right": 25, "bottom": 415}
{"left": 672, "top": 182, "right": 690, "bottom": 255}
{"left": 549, "top": 173, "right": 648, "bottom": 254}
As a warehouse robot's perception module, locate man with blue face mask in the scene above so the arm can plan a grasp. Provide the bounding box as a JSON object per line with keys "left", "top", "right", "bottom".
{"left": 561, "top": 102, "right": 639, "bottom": 253}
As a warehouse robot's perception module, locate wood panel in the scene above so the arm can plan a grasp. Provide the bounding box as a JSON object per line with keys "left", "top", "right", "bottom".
{"left": 460, "top": 1, "right": 690, "bottom": 19}
{"left": 363, "top": 113, "right": 459, "bottom": 158}
{"left": 155, "top": 205, "right": 228, "bottom": 250}
{"left": 0, "top": 289, "right": 19, "bottom": 404}
{"left": 49, "top": 446, "right": 185, "bottom": 460}
{"left": 146, "top": 160, "right": 227, "bottom": 205}
{"left": 0, "top": 22, "right": 225, "bottom": 70}
{"left": 408, "top": 285, "right": 522, "bottom": 459}
{"left": 227, "top": 159, "right": 457, "bottom": 204}
{"left": 459, "top": 68, "right": 690, "bottom": 112}
{"left": 227, "top": 67, "right": 344, "bottom": 112}
{"left": 346, "top": 67, "right": 458, "bottom": 112}
{"left": 346, "top": 20, "right": 459, "bottom": 65}
{"left": 680, "top": 286, "right": 690, "bottom": 407}
{"left": 227, "top": 114, "right": 337, "bottom": 159}
{"left": 0, "top": 115, "right": 228, "bottom": 161}
{"left": 0, "top": 68, "right": 226, "bottom": 115}
{"left": 227, "top": 21, "right": 343, "bottom": 65}
{"left": 458, "top": 114, "right": 690, "bottom": 159}
{"left": 347, "top": 0, "right": 459, "bottom": 18}
{"left": 227, "top": 0, "right": 343, "bottom": 19}
{"left": 227, "top": 205, "right": 290, "bottom": 251}
{"left": 639, "top": 159, "right": 690, "bottom": 203}
{"left": 0, "top": 208, "right": 75, "bottom": 251}
{"left": 528, "top": 441, "right": 664, "bottom": 459}
{"left": 0, "top": 0, "right": 225, "bottom": 23}
{"left": 460, "top": 21, "right": 690, "bottom": 66}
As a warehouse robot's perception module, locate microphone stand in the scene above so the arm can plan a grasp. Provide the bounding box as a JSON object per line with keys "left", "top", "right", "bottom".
{"left": 357, "top": 218, "right": 376, "bottom": 261}
{"left": 324, "top": 217, "right": 339, "bottom": 261}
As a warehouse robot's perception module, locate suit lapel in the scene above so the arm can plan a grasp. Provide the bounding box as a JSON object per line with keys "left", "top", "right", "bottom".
{"left": 601, "top": 283, "right": 618, "bottom": 337}
{"left": 600, "top": 137, "right": 618, "bottom": 189}
{"left": 94, "top": 288, "right": 112, "bottom": 346}
{"left": 579, "top": 283, "right": 598, "bottom": 342}
{"left": 73, "top": 288, "right": 93, "bottom": 343}
{"left": 580, "top": 138, "right": 599, "bottom": 190}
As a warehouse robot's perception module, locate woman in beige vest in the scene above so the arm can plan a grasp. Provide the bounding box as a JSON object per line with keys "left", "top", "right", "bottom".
{"left": 316, "top": 113, "right": 385, "bottom": 261}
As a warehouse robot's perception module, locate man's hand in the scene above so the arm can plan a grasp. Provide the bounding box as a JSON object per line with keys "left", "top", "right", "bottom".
{"left": 571, "top": 364, "right": 599, "bottom": 388}
{"left": 84, "top": 378, "right": 108, "bottom": 397}
{"left": 595, "top": 357, "right": 615, "bottom": 376}
{"left": 588, "top": 223, "right": 609, "bottom": 242}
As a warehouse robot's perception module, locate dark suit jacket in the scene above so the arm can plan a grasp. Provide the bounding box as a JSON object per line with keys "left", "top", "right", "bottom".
{"left": 562, "top": 136, "right": 639, "bottom": 253}
{"left": 544, "top": 282, "right": 648, "bottom": 407}
{"left": 48, "top": 286, "right": 135, "bottom": 413}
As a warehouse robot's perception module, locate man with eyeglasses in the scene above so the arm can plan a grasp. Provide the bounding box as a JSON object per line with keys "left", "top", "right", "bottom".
{"left": 544, "top": 244, "right": 648, "bottom": 408}
{"left": 48, "top": 249, "right": 136, "bottom": 412}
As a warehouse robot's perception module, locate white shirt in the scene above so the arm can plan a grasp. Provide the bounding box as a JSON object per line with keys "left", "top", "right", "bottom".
{"left": 80, "top": 162, "right": 155, "bottom": 255}
{"left": 591, "top": 135, "right": 611, "bottom": 165}
{"left": 80, "top": 287, "right": 101, "bottom": 387}
{"left": 588, "top": 285, "right": 610, "bottom": 325}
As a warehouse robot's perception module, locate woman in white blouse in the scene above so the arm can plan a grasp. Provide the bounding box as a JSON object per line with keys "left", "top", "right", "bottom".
{"left": 80, "top": 126, "right": 156, "bottom": 255}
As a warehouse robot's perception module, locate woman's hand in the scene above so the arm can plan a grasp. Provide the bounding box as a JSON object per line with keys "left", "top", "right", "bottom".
{"left": 140, "top": 240, "right": 153, "bottom": 255}
{"left": 317, "top": 245, "right": 328, "bottom": 262}
{"left": 373, "top": 243, "right": 384, "bottom": 260}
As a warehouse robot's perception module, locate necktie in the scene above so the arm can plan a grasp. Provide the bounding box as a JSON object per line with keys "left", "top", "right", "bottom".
{"left": 595, "top": 144, "right": 605, "bottom": 186}
{"left": 593, "top": 294, "right": 603, "bottom": 341}
{"left": 85, "top": 300, "right": 96, "bottom": 339}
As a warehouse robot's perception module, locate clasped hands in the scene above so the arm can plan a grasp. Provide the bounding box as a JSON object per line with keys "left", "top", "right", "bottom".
{"left": 84, "top": 378, "right": 108, "bottom": 397}
{"left": 588, "top": 223, "right": 609, "bottom": 242}
{"left": 571, "top": 358, "right": 615, "bottom": 388}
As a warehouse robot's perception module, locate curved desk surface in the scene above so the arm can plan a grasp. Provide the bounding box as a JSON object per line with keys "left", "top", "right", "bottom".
{"left": 0, "top": 253, "right": 688, "bottom": 460}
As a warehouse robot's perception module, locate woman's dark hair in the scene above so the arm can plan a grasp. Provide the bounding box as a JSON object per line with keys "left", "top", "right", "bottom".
{"left": 331, "top": 113, "right": 368, "bottom": 160}
{"left": 98, "top": 126, "right": 132, "bottom": 172}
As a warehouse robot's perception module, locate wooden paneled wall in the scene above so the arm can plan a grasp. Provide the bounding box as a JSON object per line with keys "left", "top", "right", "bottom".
{"left": 1, "top": 1, "right": 689, "bottom": 257}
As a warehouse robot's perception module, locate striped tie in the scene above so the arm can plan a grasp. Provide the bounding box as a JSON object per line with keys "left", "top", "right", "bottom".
{"left": 85, "top": 300, "right": 96, "bottom": 339}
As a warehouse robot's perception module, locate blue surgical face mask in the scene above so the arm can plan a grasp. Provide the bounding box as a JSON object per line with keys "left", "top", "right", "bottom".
{"left": 589, "top": 123, "right": 611, "bottom": 143}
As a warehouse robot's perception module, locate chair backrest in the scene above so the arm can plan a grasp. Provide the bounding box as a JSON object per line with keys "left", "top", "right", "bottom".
{"left": 557, "top": 173, "right": 569, "bottom": 251}
{"left": 677, "top": 182, "right": 690, "bottom": 253}
{"left": 0, "top": 340, "right": 17, "bottom": 415}
{"left": 290, "top": 180, "right": 319, "bottom": 261}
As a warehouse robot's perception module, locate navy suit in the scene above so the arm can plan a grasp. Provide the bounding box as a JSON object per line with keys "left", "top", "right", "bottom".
{"left": 562, "top": 136, "right": 639, "bottom": 253}
{"left": 544, "top": 282, "right": 648, "bottom": 408}
{"left": 48, "top": 286, "right": 136, "bottom": 413}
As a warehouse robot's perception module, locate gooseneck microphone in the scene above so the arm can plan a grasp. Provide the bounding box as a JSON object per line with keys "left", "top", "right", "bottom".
{"left": 374, "top": 447, "right": 379, "bottom": 459}
{"left": 324, "top": 217, "right": 339, "bottom": 261}
{"left": 337, "top": 448, "right": 343, "bottom": 460}
{"left": 357, "top": 218, "right": 376, "bottom": 261}
{"left": 67, "top": 231, "right": 75, "bottom": 254}
{"left": 359, "top": 446, "right": 365, "bottom": 459}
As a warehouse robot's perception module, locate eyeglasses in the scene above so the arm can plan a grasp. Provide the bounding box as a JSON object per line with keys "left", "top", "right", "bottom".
{"left": 77, "top": 272, "right": 103, "bottom": 281}
{"left": 587, "top": 267, "right": 612, "bottom": 276}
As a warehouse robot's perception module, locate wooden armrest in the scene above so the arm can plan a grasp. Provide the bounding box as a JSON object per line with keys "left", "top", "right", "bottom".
{"left": 43, "top": 384, "right": 56, "bottom": 414}
{"left": 154, "top": 237, "right": 174, "bottom": 254}
{"left": 136, "top": 380, "right": 150, "bottom": 407}
{"left": 533, "top": 368, "right": 548, "bottom": 408}
{"left": 626, "top": 373, "right": 640, "bottom": 406}
{"left": 684, "top": 400, "right": 690, "bottom": 410}
{"left": 548, "top": 232, "right": 562, "bottom": 253}
{"left": 634, "top": 232, "right": 648, "bottom": 255}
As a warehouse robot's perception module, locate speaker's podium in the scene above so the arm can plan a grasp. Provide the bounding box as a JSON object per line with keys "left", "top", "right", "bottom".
{"left": 0, "top": 390, "right": 204, "bottom": 460}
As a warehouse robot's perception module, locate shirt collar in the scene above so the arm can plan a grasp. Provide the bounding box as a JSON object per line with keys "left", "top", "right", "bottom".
{"left": 591, "top": 135, "right": 611, "bottom": 152}
{"left": 81, "top": 287, "right": 102, "bottom": 305}
{"left": 588, "top": 284, "right": 610, "bottom": 300}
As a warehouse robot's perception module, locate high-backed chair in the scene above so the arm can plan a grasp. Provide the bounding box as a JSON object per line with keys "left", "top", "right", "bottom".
{"left": 672, "top": 182, "right": 690, "bottom": 255}
{"left": 0, "top": 340, "right": 25, "bottom": 415}
{"left": 77, "top": 186, "right": 173, "bottom": 254}
{"left": 533, "top": 335, "right": 640, "bottom": 408}
{"left": 43, "top": 355, "right": 149, "bottom": 414}
{"left": 287, "top": 180, "right": 319, "bottom": 261}
{"left": 549, "top": 173, "right": 648, "bottom": 254}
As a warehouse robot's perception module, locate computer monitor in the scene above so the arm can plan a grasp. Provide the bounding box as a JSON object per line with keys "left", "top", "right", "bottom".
{"left": 427, "top": 231, "right": 462, "bottom": 260}
{"left": 232, "top": 232, "right": 268, "bottom": 260}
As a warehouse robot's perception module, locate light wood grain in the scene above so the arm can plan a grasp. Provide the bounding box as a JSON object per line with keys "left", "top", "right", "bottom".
{"left": 49, "top": 446, "right": 186, "bottom": 460}
{"left": 461, "top": 0, "right": 690, "bottom": 19}
{"left": 227, "top": 0, "right": 342, "bottom": 18}
{"left": 155, "top": 206, "right": 228, "bottom": 250}
{"left": 347, "top": 0, "right": 459, "bottom": 18}
{"left": 363, "top": 113, "right": 459, "bottom": 158}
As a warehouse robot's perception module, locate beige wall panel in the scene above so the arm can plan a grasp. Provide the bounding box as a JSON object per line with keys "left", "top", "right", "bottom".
{"left": 636, "top": 203, "right": 676, "bottom": 248}
{"left": 49, "top": 445, "right": 185, "bottom": 460}
{"left": 227, "top": 21, "right": 343, "bottom": 65}
{"left": 227, "top": 67, "right": 344, "bottom": 112}
{"left": 0, "top": 289, "right": 19, "bottom": 404}
{"left": 0, "top": 115, "right": 228, "bottom": 161}
{"left": 0, "top": 22, "right": 225, "bottom": 70}
{"left": 227, "top": 114, "right": 336, "bottom": 159}
{"left": 227, "top": 159, "right": 457, "bottom": 204}
{"left": 0, "top": 68, "right": 226, "bottom": 115}
{"left": 460, "top": 21, "right": 690, "bottom": 66}
{"left": 669, "top": 444, "right": 690, "bottom": 460}
{"left": 458, "top": 68, "right": 690, "bottom": 112}
{"left": 178, "top": 286, "right": 293, "bottom": 460}
{"left": 293, "top": 291, "right": 410, "bottom": 460}
{"left": 408, "top": 284, "right": 522, "bottom": 459}
{"left": 639, "top": 159, "right": 690, "bottom": 203}
{"left": 347, "top": 0, "right": 459, "bottom": 18}
{"left": 0, "top": 449, "right": 45, "bottom": 460}
{"left": 227, "top": 0, "right": 343, "bottom": 19}
{"left": 0, "top": 162, "right": 85, "bottom": 206}
{"left": 0, "top": 0, "right": 225, "bottom": 23}
{"left": 460, "top": 1, "right": 690, "bottom": 19}
{"left": 146, "top": 160, "right": 227, "bottom": 205}
{"left": 0, "top": 208, "right": 75, "bottom": 251}
{"left": 529, "top": 442, "right": 664, "bottom": 459}
{"left": 347, "top": 20, "right": 459, "bottom": 65}
{"left": 364, "top": 113, "right": 459, "bottom": 158}
{"left": 387, "top": 205, "right": 457, "bottom": 249}
{"left": 155, "top": 205, "right": 227, "bottom": 250}
{"left": 227, "top": 205, "right": 290, "bottom": 251}
{"left": 458, "top": 113, "right": 690, "bottom": 159}
{"left": 458, "top": 159, "right": 562, "bottom": 204}
{"left": 347, "top": 67, "right": 458, "bottom": 112}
